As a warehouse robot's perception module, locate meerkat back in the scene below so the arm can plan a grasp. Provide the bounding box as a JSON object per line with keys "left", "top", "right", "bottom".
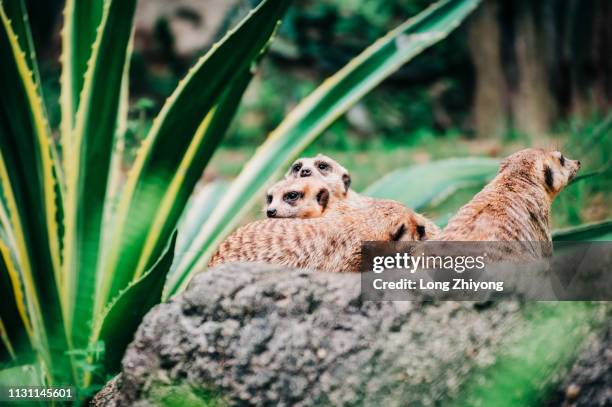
{"left": 209, "top": 200, "right": 432, "bottom": 272}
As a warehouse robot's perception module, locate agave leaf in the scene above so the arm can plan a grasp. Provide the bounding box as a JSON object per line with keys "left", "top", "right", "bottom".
{"left": 62, "top": 0, "right": 137, "bottom": 348}
{"left": 363, "top": 158, "right": 499, "bottom": 210}
{"left": 130, "top": 68, "right": 256, "bottom": 281}
{"left": 2, "top": 0, "right": 37, "bottom": 75}
{"left": 0, "top": 158, "right": 40, "bottom": 361}
{"left": 170, "top": 0, "right": 482, "bottom": 293}
{"left": 0, "top": 318, "right": 16, "bottom": 363}
{"left": 0, "top": 4, "right": 61, "bottom": 278}
{"left": 165, "top": 180, "right": 230, "bottom": 298}
{"left": 105, "top": 30, "right": 134, "bottom": 209}
{"left": 0, "top": 188, "right": 18, "bottom": 258}
{"left": 0, "top": 243, "right": 31, "bottom": 363}
{"left": 1, "top": 0, "right": 66, "bottom": 279}
{"left": 553, "top": 220, "right": 612, "bottom": 242}
{"left": 59, "top": 0, "right": 105, "bottom": 161}
{"left": 2, "top": 0, "right": 64, "bottom": 190}
{"left": 99, "top": 0, "right": 289, "bottom": 314}
{"left": 176, "top": 181, "right": 231, "bottom": 254}
{"left": 95, "top": 231, "right": 177, "bottom": 375}
{"left": 0, "top": 4, "right": 63, "bottom": 373}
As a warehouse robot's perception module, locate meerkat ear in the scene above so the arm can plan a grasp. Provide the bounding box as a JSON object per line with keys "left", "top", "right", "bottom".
{"left": 543, "top": 165, "right": 554, "bottom": 191}
{"left": 316, "top": 188, "right": 330, "bottom": 209}
{"left": 342, "top": 173, "right": 351, "bottom": 193}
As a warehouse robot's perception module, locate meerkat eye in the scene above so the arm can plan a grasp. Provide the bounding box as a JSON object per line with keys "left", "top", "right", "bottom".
{"left": 284, "top": 191, "right": 301, "bottom": 202}
{"left": 291, "top": 163, "right": 302, "bottom": 173}
{"left": 559, "top": 155, "right": 565, "bottom": 167}
{"left": 266, "top": 194, "right": 272, "bottom": 204}
{"left": 317, "top": 162, "right": 330, "bottom": 171}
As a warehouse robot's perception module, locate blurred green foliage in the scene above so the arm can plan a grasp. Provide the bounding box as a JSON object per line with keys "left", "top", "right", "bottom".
{"left": 224, "top": 0, "right": 472, "bottom": 148}
{"left": 553, "top": 114, "right": 612, "bottom": 228}
{"left": 119, "top": 0, "right": 472, "bottom": 149}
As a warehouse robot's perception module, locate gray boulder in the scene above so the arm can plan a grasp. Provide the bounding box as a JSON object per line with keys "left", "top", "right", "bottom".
{"left": 548, "top": 326, "right": 612, "bottom": 407}
{"left": 94, "top": 263, "right": 608, "bottom": 406}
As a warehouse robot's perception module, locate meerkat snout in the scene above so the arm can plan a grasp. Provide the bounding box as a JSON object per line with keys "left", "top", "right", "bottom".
{"left": 265, "top": 178, "right": 331, "bottom": 219}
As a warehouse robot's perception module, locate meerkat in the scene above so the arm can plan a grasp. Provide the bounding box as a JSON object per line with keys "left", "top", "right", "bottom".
{"left": 285, "top": 154, "right": 370, "bottom": 208}
{"left": 264, "top": 178, "right": 338, "bottom": 218}
{"left": 209, "top": 200, "right": 434, "bottom": 272}
{"left": 437, "top": 148, "right": 580, "bottom": 259}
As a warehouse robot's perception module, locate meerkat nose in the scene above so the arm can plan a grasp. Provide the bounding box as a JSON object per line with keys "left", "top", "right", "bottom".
{"left": 266, "top": 209, "right": 277, "bottom": 218}
{"left": 300, "top": 168, "right": 312, "bottom": 177}
{"left": 576, "top": 160, "right": 581, "bottom": 167}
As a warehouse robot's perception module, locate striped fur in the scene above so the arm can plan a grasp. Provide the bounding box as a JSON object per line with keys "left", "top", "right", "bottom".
{"left": 209, "top": 200, "right": 436, "bottom": 272}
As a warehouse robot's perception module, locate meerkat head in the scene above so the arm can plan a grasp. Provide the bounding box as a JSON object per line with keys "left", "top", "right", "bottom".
{"left": 285, "top": 154, "right": 351, "bottom": 198}
{"left": 265, "top": 178, "right": 331, "bottom": 218}
{"left": 498, "top": 148, "right": 580, "bottom": 198}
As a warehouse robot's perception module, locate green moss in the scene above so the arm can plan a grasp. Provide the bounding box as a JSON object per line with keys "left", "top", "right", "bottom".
{"left": 148, "top": 382, "right": 228, "bottom": 407}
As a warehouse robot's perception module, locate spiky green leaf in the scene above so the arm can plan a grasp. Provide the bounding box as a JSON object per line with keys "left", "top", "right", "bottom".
{"left": 96, "top": 231, "right": 177, "bottom": 375}
{"left": 3, "top": 0, "right": 65, "bottom": 193}
{"left": 0, "top": 3, "right": 64, "bottom": 374}
{"left": 0, "top": 244, "right": 31, "bottom": 364}
{"left": 60, "top": 0, "right": 104, "bottom": 148}
{"left": 363, "top": 158, "right": 499, "bottom": 210}
{"left": 175, "top": 181, "right": 230, "bottom": 261}
{"left": 553, "top": 220, "right": 612, "bottom": 242}
{"left": 62, "top": 0, "right": 137, "bottom": 348}
{"left": 2, "top": 0, "right": 41, "bottom": 87}
{"left": 165, "top": 180, "right": 229, "bottom": 298}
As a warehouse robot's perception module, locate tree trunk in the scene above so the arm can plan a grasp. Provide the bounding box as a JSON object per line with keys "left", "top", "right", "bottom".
{"left": 510, "top": 0, "right": 556, "bottom": 137}
{"left": 467, "top": 0, "right": 508, "bottom": 138}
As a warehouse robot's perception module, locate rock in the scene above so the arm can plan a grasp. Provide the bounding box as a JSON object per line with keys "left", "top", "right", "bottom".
{"left": 94, "top": 263, "right": 608, "bottom": 406}
{"left": 91, "top": 375, "right": 120, "bottom": 406}
{"left": 547, "top": 325, "right": 612, "bottom": 407}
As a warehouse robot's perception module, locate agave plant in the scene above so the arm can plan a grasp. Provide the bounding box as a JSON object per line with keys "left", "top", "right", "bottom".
{"left": 0, "top": 0, "right": 289, "bottom": 389}
{"left": 0, "top": 0, "right": 486, "bottom": 392}
{"left": 2, "top": 0, "right": 610, "bottom": 401}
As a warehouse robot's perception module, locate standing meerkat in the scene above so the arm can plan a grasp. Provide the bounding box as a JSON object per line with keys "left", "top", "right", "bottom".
{"left": 437, "top": 148, "right": 580, "bottom": 258}
{"left": 209, "top": 200, "right": 433, "bottom": 272}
